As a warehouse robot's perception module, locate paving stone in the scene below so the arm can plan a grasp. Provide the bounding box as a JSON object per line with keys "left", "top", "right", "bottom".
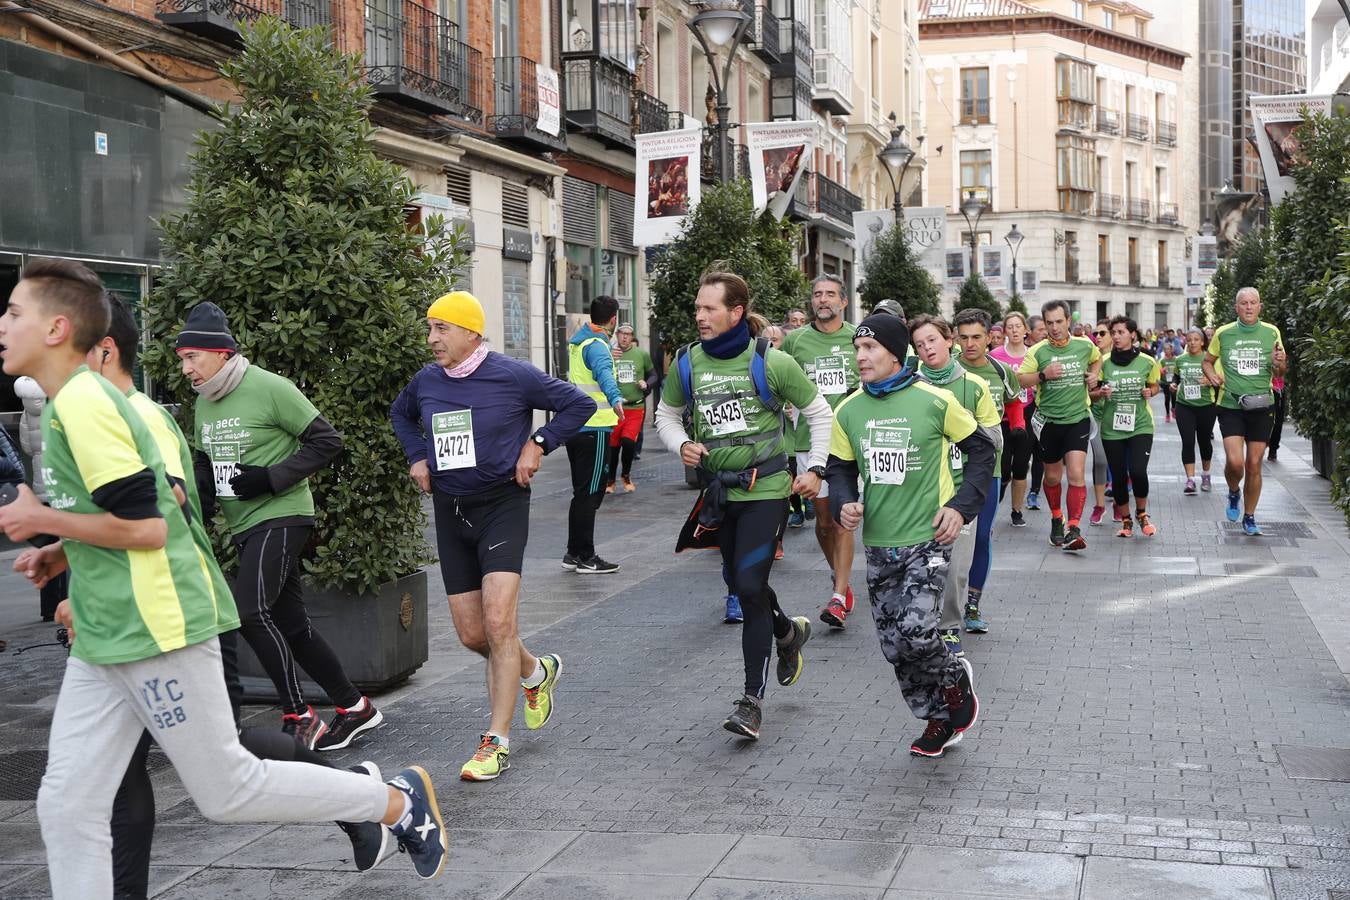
{"left": 507, "top": 872, "right": 700, "bottom": 899}
{"left": 1081, "top": 857, "right": 1273, "bottom": 900}
{"left": 543, "top": 832, "right": 737, "bottom": 877}
{"left": 712, "top": 836, "right": 903, "bottom": 888}
{"left": 892, "top": 846, "right": 1081, "bottom": 898}
{"left": 694, "top": 880, "right": 883, "bottom": 900}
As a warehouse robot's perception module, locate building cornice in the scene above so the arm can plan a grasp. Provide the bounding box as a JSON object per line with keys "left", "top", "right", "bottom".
{"left": 919, "top": 14, "right": 1187, "bottom": 70}
{"left": 371, "top": 128, "right": 467, "bottom": 169}
{"left": 450, "top": 134, "right": 566, "bottom": 177}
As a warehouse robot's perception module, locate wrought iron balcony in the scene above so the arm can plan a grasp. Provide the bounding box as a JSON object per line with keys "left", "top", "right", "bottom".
{"left": 772, "top": 16, "right": 812, "bottom": 82}
{"left": 1126, "top": 198, "right": 1151, "bottom": 221}
{"left": 1096, "top": 107, "right": 1120, "bottom": 134}
{"left": 1157, "top": 202, "right": 1179, "bottom": 225}
{"left": 667, "top": 110, "right": 687, "bottom": 130}
{"left": 155, "top": 0, "right": 267, "bottom": 43}
{"left": 1156, "top": 120, "right": 1176, "bottom": 146}
{"left": 272, "top": 0, "right": 329, "bottom": 29}
{"left": 1097, "top": 193, "right": 1121, "bottom": 218}
{"left": 635, "top": 90, "right": 670, "bottom": 136}
{"left": 1126, "top": 113, "right": 1150, "bottom": 140}
{"left": 490, "top": 56, "right": 567, "bottom": 153}
{"left": 363, "top": 1, "right": 482, "bottom": 120}
{"left": 738, "top": 0, "right": 757, "bottom": 43}
{"left": 1098, "top": 259, "right": 1112, "bottom": 284}
{"left": 563, "top": 56, "right": 634, "bottom": 149}
{"left": 791, "top": 171, "right": 862, "bottom": 226}
{"left": 1128, "top": 263, "right": 1142, "bottom": 287}
{"left": 754, "top": 5, "right": 781, "bottom": 64}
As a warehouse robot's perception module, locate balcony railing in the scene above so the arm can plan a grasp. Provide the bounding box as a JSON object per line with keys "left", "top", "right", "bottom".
{"left": 773, "top": 15, "right": 812, "bottom": 78}
{"left": 635, "top": 90, "right": 669, "bottom": 136}
{"left": 1128, "top": 263, "right": 1142, "bottom": 287}
{"left": 1058, "top": 99, "right": 1092, "bottom": 130}
{"left": 1098, "top": 259, "right": 1111, "bottom": 284}
{"left": 363, "top": 1, "right": 482, "bottom": 120}
{"left": 1126, "top": 197, "right": 1151, "bottom": 221}
{"left": 737, "top": 0, "right": 757, "bottom": 43}
{"left": 156, "top": 0, "right": 269, "bottom": 42}
{"left": 667, "top": 110, "right": 687, "bottom": 130}
{"left": 563, "top": 56, "right": 634, "bottom": 149}
{"left": 1157, "top": 201, "right": 1179, "bottom": 225}
{"left": 271, "top": 0, "right": 329, "bottom": 29}
{"left": 792, "top": 171, "right": 861, "bottom": 225}
{"left": 490, "top": 56, "right": 567, "bottom": 152}
{"left": 1156, "top": 120, "right": 1176, "bottom": 145}
{"left": 1126, "top": 113, "right": 1150, "bottom": 140}
{"left": 1097, "top": 193, "right": 1121, "bottom": 218}
{"left": 1158, "top": 266, "right": 1170, "bottom": 288}
{"left": 754, "top": 5, "right": 781, "bottom": 63}
{"left": 1096, "top": 107, "right": 1120, "bottom": 134}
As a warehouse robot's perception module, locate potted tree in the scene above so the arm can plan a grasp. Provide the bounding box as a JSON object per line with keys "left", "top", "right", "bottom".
{"left": 857, "top": 219, "right": 942, "bottom": 318}
{"left": 142, "top": 18, "right": 468, "bottom": 696}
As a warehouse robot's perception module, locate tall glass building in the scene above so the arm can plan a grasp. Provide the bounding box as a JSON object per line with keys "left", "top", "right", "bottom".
{"left": 1199, "top": 0, "right": 1306, "bottom": 223}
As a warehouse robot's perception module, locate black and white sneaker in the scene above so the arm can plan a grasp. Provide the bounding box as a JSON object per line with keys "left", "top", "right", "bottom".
{"left": 561, "top": 554, "right": 581, "bottom": 571}
{"left": 576, "top": 555, "right": 620, "bottom": 574}
{"left": 723, "top": 695, "right": 761, "bottom": 740}
{"left": 387, "top": 766, "right": 447, "bottom": 880}
{"left": 338, "top": 761, "right": 391, "bottom": 872}
{"left": 910, "top": 718, "right": 959, "bottom": 757}
{"left": 316, "top": 699, "right": 384, "bottom": 752}
{"left": 1010, "top": 510, "right": 1026, "bottom": 527}
{"left": 943, "top": 657, "right": 979, "bottom": 735}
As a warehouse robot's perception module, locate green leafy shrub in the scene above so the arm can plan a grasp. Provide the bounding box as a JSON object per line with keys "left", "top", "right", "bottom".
{"left": 142, "top": 18, "right": 469, "bottom": 593}
{"left": 956, "top": 274, "right": 1001, "bottom": 322}
{"left": 858, "top": 220, "right": 941, "bottom": 317}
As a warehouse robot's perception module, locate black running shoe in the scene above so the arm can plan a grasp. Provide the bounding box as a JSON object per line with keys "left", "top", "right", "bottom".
{"left": 316, "top": 699, "right": 384, "bottom": 752}
{"left": 338, "top": 761, "right": 390, "bottom": 872}
{"left": 281, "top": 705, "right": 328, "bottom": 751}
{"left": 723, "top": 695, "right": 761, "bottom": 740}
{"left": 576, "top": 555, "right": 620, "bottom": 574}
{"left": 910, "top": 718, "right": 959, "bottom": 757}
{"left": 943, "top": 657, "right": 979, "bottom": 734}
{"left": 1010, "top": 510, "right": 1026, "bottom": 527}
{"left": 1062, "top": 525, "right": 1087, "bottom": 552}
{"left": 776, "top": 616, "right": 811, "bottom": 686}
{"left": 561, "top": 554, "right": 581, "bottom": 571}
{"left": 1048, "top": 518, "right": 1065, "bottom": 547}
{"left": 387, "top": 766, "right": 447, "bottom": 880}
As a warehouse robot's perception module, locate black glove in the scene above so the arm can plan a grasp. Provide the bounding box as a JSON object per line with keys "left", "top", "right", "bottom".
{"left": 228, "top": 464, "right": 273, "bottom": 500}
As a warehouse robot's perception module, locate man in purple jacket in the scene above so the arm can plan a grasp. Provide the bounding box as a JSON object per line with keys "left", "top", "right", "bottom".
{"left": 390, "top": 291, "right": 595, "bottom": 782}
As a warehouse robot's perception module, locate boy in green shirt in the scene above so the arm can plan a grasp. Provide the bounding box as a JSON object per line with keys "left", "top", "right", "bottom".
{"left": 0, "top": 260, "right": 446, "bottom": 897}
{"left": 826, "top": 314, "right": 993, "bottom": 758}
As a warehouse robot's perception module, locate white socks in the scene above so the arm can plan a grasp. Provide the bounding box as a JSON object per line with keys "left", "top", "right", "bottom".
{"left": 521, "top": 659, "right": 546, "bottom": 689}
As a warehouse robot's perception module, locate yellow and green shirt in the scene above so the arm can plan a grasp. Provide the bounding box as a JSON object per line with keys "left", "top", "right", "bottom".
{"left": 781, "top": 322, "right": 859, "bottom": 451}
{"left": 1018, "top": 336, "right": 1101, "bottom": 425}
{"left": 43, "top": 368, "right": 238, "bottom": 665}
{"left": 1099, "top": 353, "right": 1162, "bottom": 441}
{"left": 1174, "top": 351, "right": 1216, "bottom": 408}
{"left": 1208, "top": 320, "right": 1283, "bottom": 410}
{"left": 830, "top": 382, "right": 977, "bottom": 548}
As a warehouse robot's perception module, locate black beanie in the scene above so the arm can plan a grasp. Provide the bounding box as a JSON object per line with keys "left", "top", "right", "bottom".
{"left": 175, "top": 302, "right": 238, "bottom": 353}
{"left": 855, "top": 313, "right": 911, "bottom": 363}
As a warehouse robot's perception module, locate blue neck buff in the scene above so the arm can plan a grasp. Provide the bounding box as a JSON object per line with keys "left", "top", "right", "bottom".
{"left": 863, "top": 363, "right": 920, "bottom": 397}
{"left": 702, "top": 319, "right": 752, "bottom": 359}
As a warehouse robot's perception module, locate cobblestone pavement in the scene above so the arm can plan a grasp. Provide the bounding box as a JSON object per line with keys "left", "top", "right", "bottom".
{"left": 0, "top": 396, "right": 1347, "bottom": 899}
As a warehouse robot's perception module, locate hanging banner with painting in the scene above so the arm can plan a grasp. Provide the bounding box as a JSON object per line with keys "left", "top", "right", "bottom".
{"left": 747, "top": 120, "right": 817, "bottom": 219}
{"left": 1249, "top": 93, "right": 1335, "bottom": 205}
{"left": 633, "top": 126, "right": 703, "bottom": 246}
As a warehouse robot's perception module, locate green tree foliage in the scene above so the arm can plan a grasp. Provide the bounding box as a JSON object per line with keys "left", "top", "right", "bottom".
{"left": 1256, "top": 111, "right": 1350, "bottom": 523}
{"left": 1006, "top": 292, "right": 1029, "bottom": 315}
{"left": 1202, "top": 227, "right": 1266, "bottom": 329}
{"left": 142, "top": 18, "right": 469, "bottom": 593}
{"left": 858, "top": 221, "right": 941, "bottom": 317}
{"left": 648, "top": 180, "right": 809, "bottom": 351}
{"left": 956, "top": 274, "right": 1001, "bottom": 322}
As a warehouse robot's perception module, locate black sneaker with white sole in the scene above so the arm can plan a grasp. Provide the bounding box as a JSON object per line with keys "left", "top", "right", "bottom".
{"left": 723, "top": 695, "right": 761, "bottom": 740}
{"left": 910, "top": 718, "right": 959, "bottom": 757}
{"left": 316, "top": 699, "right": 384, "bottom": 752}
{"left": 943, "top": 657, "right": 979, "bottom": 734}
{"left": 387, "top": 766, "right": 447, "bottom": 880}
{"left": 561, "top": 554, "right": 581, "bottom": 571}
{"left": 338, "top": 761, "right": 390, "bottom": 872}
{"left": 575, "top": 555, "right": 620, "bottom": 574}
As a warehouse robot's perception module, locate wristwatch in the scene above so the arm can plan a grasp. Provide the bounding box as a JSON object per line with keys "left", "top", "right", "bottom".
{"left": 531, "top": 432, "right": 549, "bottom": 453}
{"left": 808, "top": 465, "right": 827, "bottom": 478}
{"left": 1038, "top": 370, "right": 1048, "bottom": 383}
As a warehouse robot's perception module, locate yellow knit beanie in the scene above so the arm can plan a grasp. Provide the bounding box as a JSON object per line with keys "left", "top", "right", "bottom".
{"left": 427, "top": 291, "right": 485, "bottom": 336}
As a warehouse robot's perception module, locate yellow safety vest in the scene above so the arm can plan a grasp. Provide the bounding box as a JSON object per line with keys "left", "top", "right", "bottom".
{"left": 568, "top": 335, "right": 619, "bottom": 428}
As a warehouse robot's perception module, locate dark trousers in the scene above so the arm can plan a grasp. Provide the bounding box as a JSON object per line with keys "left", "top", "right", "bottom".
{"left": 718, "top": 498, "right": 793, "bottom": 699}
{"left": 1175, "top": 403, "right": 1217, "bottom": 466}
{"left": 1103, "top": 434, "right": 1154, "bottom": 507}
{"left": 1269, "top": 389, "right": 1286, "bottom": 451}
{"left": 565, "top": 429, "right": 610, "bottom": 560}
{"left": 233, "top": 525, "right": 360, "bottom": 714}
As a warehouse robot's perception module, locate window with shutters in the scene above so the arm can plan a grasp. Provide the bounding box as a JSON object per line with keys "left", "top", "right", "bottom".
{"left": 562, "top": 177, "right": 598, "bottom": 245}
{"left": 501, "top": 181, "right": 530, "bottom": 228}
{"left": 445, "top": 166, "right": 472, "bottom": 207}
{"left": 606, "top": 191, "right": 635, "bottom": 253}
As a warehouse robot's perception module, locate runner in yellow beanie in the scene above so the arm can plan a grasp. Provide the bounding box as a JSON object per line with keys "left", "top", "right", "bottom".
{"left": 428, "top": 291, "right": 485, "bottom": 336}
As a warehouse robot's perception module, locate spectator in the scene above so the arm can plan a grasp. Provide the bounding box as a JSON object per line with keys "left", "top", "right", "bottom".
{"left": 14, "top": 375, "right": 64, "bottom": 621}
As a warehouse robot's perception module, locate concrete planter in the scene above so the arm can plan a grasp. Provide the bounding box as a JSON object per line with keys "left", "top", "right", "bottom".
{"left": 1311, "top": 438, "right": 1339, "bottom": 479}
{"left": 235, "top": 568, "right": 429, "bottom": 703}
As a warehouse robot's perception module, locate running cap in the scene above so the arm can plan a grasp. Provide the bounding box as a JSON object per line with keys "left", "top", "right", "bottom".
{"left": 427, "top": 291, "right": 485, "bottom": 336}
{"left": 854, "top": 314, "right": 910, "bottom": 362}
{"left": 872, "top": 299, "right": 905, "bottom": 321}
{"left": 174, "top": 301, "right": 237, "bottom": 354}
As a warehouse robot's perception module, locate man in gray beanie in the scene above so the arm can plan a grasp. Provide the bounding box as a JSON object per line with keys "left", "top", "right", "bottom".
{"left": 823, "top": 313, "right": 995, "bottom": 758}
{"left": 177, "top": 302, "right": 380, "bottom": 752}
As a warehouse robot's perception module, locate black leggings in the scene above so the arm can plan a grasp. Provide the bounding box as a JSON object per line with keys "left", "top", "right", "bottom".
{"left": 606, "top": 438, "right": 638, "bottom": 480}
{"left": 1001, "top": 421, "right": 1032, "bottom": 481}
{"left": 1027, "top": 402, "right": 1044, "bottom": 493}
{"left": 1102, "top": 434, "right": 1153, "bottom": 507}
{"left": 1174, "top": 403, "right": 1217, "bottom": 467}
{"left": 718, "top": 498, "right": 793, "bottom": 699}
{"left": 234, "top": 525, "right": 360, "bottom": 714}
{"left": 111, "top": 727, "right": 335, "bottom": 899}
{"left": 1162, "top": 384, "right": 1175, "bottom": 418}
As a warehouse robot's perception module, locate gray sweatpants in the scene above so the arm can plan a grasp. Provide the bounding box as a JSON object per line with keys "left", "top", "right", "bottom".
{"left": 864, "top": 542, "right": 966, "bottom": 720}
{"left": 38, "top": 638, "right": 389, "bottom": 900}
{"left": 938, "top": 521, "right": 976, "bottom": 631}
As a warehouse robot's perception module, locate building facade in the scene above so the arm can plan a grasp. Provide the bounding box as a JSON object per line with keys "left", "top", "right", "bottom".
{"left": 919, "top": 0, "right": 1197, "bottom": 329}
{"left": 1307, "top": 0, "right": 1350, "bottom": 95}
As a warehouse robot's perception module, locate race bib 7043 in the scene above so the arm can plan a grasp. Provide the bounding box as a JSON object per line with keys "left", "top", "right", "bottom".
{"left": 1113, "top": 404, "right": 1136, "bottom": 432}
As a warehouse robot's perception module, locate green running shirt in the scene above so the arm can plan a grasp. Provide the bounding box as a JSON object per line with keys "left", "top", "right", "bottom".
{"left": 43, "top": 368, "right": 238, "bottom": 665}
{"left": 1173, "top": 351, "right": 1216, "bottom": 407}
{"left": 830, "top": 381, "right": 977, "bottom": 548}
{"left": 959, "top": 357, "right": 1019, "bottom": 475}
{"left": 192, "top": 366, "right": 322, "bottom": 535}
{"left": 661, "top": 341, "right": 821, "bottom": 502}
{"left": 1207, "top": 320, "right": 1282, "bottom": 410}
{"left": 929, "top": 371, "right": 1001, "bottom": 487}
{"left": 1018, "top": 336, "right": 1101, "bottom": 425}
{"left": 1098, "top": 354, "right": 1162, "bottom": 441}
{"left": 781, "top": 322, "right": 859, "bottom": 451}
{"left": 612, "top": 345, "right": 655, "bottom": 406}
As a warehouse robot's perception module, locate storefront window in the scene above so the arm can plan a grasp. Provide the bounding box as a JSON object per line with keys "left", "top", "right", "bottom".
{"left": 501, "top": 259, "right": 530, "bottom": 360}
{"left": 600, "top": 250, "right": 635, "bottom": 323}
{"left": 565, "top": 243, "right": 594, "bottom": 315}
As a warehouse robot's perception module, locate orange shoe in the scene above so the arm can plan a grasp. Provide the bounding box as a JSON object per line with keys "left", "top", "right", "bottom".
{"left": 604, "top": 481, "right": 616, "bottom": 494}
{"left": 1117, "top": 516, "right": 1134, "bottom": 538}
{"left": 622, "top": 476, "right": 635, "bottom": 493}
{"left": 1138, "top": 513, "right": 1156, "bottom": 537}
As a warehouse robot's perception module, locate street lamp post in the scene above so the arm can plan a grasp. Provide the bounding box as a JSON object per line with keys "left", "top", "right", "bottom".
{"left": 877, "top": 111, "right": 915, "bottom": 218}
{"left": 688, "top": 1, "right": 751, "bottom": 183}
{"left": 958, "top": 190, "right": 988, "bottom": 279}
{"left": 1003, "top": 223, "right": 1024, "bottom": 303}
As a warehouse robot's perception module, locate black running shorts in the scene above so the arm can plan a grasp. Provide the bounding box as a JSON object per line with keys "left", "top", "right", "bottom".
{"left": 432, "top": 480, "right": 531, "bottom": 594}
{"left": 1037, "top": 417, "right": 1091, "bottom": 464}
{"left": 1217, "top": 406, "right": 1274, "bottom": 443}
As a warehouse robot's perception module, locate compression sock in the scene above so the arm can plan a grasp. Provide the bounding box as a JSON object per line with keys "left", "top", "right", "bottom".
{"left": 1044, "top": 482, "right": 1063, "bottom": 518}
{"left": 1067, "top": 484, "right": 1087, "bottom": 526}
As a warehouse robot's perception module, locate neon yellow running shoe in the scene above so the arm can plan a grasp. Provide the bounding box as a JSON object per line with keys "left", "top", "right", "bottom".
{"left": 460, "top": 734, "right": 509, "bottom": 782}
{"left": 522, "top": 653, "right": 562, "bottom": 730}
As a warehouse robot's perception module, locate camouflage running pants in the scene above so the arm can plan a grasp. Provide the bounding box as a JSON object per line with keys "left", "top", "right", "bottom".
{"left": 864, "top": 541, "right": 965, "bottom": 721}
